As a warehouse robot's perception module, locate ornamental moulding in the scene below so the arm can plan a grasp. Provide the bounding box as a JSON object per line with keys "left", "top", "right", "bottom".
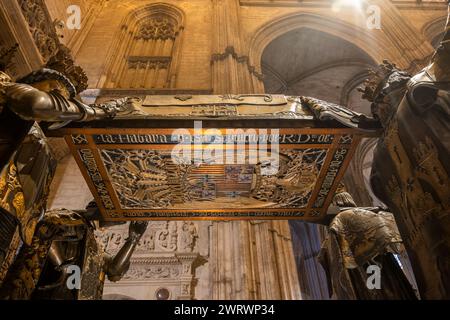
{"left": 211, "top": 46, "right": 264, "bottom": 80}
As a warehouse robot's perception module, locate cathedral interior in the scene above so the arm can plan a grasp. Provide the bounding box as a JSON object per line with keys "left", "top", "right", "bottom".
{"left": 0, "top": 0, "right": 449, "bottom": 301}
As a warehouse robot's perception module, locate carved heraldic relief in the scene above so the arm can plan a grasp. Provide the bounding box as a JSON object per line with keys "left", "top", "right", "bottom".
{"left": 60, "top": 94, "right": 377, "bottom": 221}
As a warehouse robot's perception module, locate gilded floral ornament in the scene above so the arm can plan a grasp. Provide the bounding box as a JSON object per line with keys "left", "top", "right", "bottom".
{"left": 12, "top": 192, "right": 25, "bottom": 218}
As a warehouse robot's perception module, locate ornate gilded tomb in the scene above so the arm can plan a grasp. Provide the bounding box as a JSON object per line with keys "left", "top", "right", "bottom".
{"left": 59, "top": 94, "right": 379, "bottom": 221}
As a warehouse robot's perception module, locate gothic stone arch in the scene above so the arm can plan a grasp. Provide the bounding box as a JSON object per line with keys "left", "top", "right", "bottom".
{"left": 101, "top": 3, "right": 185, "bottom": 89}
{"left": 248, "top": 12, "right": 394, "bottom": 78}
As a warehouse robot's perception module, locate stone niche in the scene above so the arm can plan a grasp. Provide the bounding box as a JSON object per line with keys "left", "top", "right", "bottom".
{"left": 95, "top": 220, "right": 209, "bottom": 300}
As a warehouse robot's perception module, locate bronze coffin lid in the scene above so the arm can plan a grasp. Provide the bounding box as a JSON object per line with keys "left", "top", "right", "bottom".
{"left": 54, "top": 94, "right": 380, "bottom": 222}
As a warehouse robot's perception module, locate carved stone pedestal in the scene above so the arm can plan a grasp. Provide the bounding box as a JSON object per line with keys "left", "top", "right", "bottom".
{"left": 96, "top": 221, "right": 204, "bottom": 300}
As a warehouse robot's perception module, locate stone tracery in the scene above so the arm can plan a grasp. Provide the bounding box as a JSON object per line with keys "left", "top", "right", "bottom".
{"left": 103, "top": 3, "right": 184, "bottom": 89}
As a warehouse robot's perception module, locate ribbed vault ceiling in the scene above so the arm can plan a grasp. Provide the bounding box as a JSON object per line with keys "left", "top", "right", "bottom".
{"left": 262, "top": 27, "right": 375, "bottom": 113}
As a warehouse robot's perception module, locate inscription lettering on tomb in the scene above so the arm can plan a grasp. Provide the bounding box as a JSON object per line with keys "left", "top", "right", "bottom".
{"left": 65, "top": 127, "right": 362, "bottom": 220}
{"left": 78, "top": 149, "right": 115, "bottom": 210}
{"left": 92, "top": 133, "right": 334, "bottom": 145}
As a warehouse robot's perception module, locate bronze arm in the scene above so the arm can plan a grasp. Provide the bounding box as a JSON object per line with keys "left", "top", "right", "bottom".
{"left": 1, "top": 69, "right": 137, "bottom": 126}
{"left": 103, "top": 221, "right": 148, "bottom": 282}
{"left": 4, "top": 83, "right": 129, "bottom": 124}
{"left": 4, "top": 83, "right": 82, "bottom": 122}
{"left": 34, "top": 211, "right": 147, "bottom": 291}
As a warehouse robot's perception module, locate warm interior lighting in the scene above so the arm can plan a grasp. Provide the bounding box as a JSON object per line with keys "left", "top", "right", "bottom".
{"left": 332, "top": 0, "right": 365, "bottom": 12}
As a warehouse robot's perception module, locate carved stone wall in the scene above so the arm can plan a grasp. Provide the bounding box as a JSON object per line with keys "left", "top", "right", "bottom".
{"left": 0, "top": 0, "right": 49, "bottom": 78}
{"left": 97, "top": 221, "right": 208, "bottom": 300}
{"left": 44, "top": 0, "right": 106, "bottom": 57}
{"left": 102, "top": 3, "right": 184, "bottom": 89}
{"left": 18, "top": 0, "right": 59, "bottom": 63}
{"left": 0, "top": 0, "right": 98, "bottom": 80}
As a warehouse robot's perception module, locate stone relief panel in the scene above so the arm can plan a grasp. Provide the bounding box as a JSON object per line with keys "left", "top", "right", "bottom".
{"left": 96, "top": 220, "right": 209, "bottom": 300}
{"left": 97, "top": 221, "right": 199, "bottom": 254}
{"left": 136, "top": 17, "right": 176, "bottom": 41}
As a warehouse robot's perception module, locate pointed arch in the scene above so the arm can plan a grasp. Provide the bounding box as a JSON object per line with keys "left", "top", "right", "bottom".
{"left": 248, "top": 13, "right": 392, "bottom": 75}
{"left": 422, "top": 15, "right": 447, "bottom": 48}
{"left": 102, "top": 3, "right": 185, "bottom": 89}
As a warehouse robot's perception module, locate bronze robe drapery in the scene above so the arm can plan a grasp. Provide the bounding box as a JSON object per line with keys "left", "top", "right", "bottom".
{"left": 319, "top": 208, "right": 418, "bottom": 299}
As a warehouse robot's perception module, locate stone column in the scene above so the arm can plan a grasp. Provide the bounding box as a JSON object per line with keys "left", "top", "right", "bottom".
{"left": 210, "top": 220, "right": 301, "bottom": 300}
{"left": 290, "top": 221, "right": 330, "bottom": 300}
{"left": 211, "top": 0, "right": 264, "bottom": 94}
{"left": 208, "top": 2, "right": 301, "bottom": 300}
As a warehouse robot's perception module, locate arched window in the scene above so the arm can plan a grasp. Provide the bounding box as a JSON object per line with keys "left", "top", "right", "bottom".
{"left": 104, "top": 4, "right": 184, "bottom": 89}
